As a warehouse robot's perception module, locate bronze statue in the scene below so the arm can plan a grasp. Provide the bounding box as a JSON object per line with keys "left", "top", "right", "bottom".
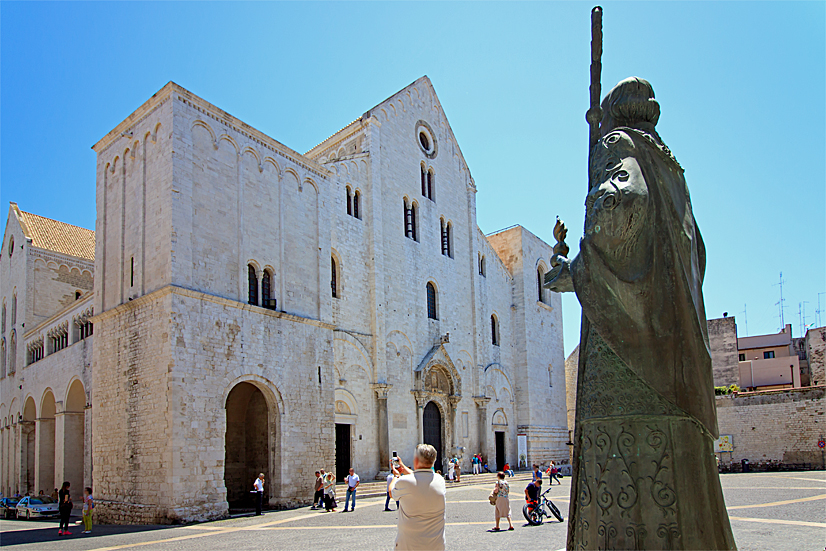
{"left": 547, "top": 75, "right": 737, "bottom": 550}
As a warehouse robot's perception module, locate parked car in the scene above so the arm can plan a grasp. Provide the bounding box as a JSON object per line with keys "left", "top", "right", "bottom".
{"left": 1, "top": 497, "right": 20, "bottom": 518}
{"left": 16, "top": 496, "right": 58, "bottom": 519}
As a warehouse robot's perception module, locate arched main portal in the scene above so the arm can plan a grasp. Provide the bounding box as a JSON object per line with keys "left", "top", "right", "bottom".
{"left": 423, "top": 402, "right": 443, "bottom": 473}
{"left": 225, "top": 382, "right": 270, "bottom": 510}
{"left": 63, "top": 380, "right": 86, "bottom": 493}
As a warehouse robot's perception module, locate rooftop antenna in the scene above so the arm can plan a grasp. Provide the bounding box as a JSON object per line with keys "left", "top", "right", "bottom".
{"left": 818, "top": 292, "right": 825, "bottom": 328}
{"left": 740, "top": 303, "right": 748, "bottom": 336}
{"left": 802, "top": 300, "right": 810, "bottom": 335}
{"left": 774, "top": 272, "right": 787, "bottom": 331}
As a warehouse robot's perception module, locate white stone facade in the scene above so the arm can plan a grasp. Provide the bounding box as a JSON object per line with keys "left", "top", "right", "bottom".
{"left": 2, "top": 76, "right": 567, "bottom": 523}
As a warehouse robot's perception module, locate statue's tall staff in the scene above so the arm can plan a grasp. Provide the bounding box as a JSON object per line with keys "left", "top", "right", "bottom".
{"left": 554, "top": 6, "right": 602, "bottom": 548}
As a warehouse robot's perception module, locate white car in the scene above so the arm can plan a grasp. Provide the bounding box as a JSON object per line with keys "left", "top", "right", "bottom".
{"left": 16, "top": 496, "right": 59, "bottom": 519}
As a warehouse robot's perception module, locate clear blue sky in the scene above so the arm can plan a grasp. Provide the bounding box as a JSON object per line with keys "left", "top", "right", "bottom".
{"left": 2, "top": 1, "right": 824, "bottom": 356}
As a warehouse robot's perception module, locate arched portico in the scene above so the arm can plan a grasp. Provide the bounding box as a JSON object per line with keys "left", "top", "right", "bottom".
{"left": 60, "top": 380, "right": 86, "bottom": 494}
{"left": 224, "top": 379, "right": 281, "bottom": 511}
{"left": 36, "top": 391, "right": 56, "bottom": 495}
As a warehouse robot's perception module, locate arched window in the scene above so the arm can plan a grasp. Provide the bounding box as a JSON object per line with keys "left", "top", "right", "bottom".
{"left": 427, "top": 169, "right": 434, "bottom": 201}
{"left": 421, "top": 165, "right": 427, "bottom": 197}
{"left": 491, "top": 315, "right": 499, "bottom": 346}
{"left": 331, "top": 256, "right": 339, "bottom": 298}
{"left": 426, "top": 282, "right": 437, "bottom": 320}
{"left": 346, "top": 186, "right": 353, "bottom": 216}
{"left": 441, "top": 220, "right": 453, "bottom": 258}
{"left": 8, "top": 331, "right": 15, "bottom": 374}
{"left": 11, "top": 294, "right": 16, "bottom": 326}
{"left": 1, "top": 302, "right": 5, "bottom": 333}
{"left": 262, "top": 269, "right": 275, "bottom": 309}
{"left": 247, "top": 264, "right": 258, "bottom": 306}
{"left": 537, "top": 266, "right": 546, "bottom": 304}
{"left": 404, "top": 199, "right": 418, "bottom": 241}
{"left": 479, "top": 255, "right": 486, "bottom": 276}
{"left": 0, "top": 338, "right": 5, "bottom": 378}
{"left": 353, "top": 190, "right": 360, "bottom": 219}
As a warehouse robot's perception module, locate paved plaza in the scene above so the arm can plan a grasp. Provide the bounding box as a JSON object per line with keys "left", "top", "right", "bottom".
{"left": 1, "top": 471, "right": 823, "bottom": 551}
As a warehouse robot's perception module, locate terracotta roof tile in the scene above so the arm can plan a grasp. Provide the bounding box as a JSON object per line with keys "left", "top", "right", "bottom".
{"left": 18, "top": 210, "right": 95, "bottom": 261}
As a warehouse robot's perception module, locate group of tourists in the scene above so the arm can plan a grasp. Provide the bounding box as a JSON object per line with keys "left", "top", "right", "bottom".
{"left": 308, "top": 467, "right": 360, "bottom": 513}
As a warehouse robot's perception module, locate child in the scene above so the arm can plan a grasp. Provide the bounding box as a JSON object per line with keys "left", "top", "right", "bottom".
{"left": 82, "top": 487, "right": 94, "bottom": 534}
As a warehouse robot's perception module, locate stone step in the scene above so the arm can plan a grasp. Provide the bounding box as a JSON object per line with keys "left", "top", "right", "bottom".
{"left": 333, "top": 471, "right": 535, "bottom": 499}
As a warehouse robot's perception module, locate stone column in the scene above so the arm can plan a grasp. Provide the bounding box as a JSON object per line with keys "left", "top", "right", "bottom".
{"left": 412, "top": 391, "right": 427, "bottom": 444}
{"left": 449, "top": 396, "right": 461, "bottom": 456}
{"left": 473, "top": 397, "right": 490, "bottom": 462}
{"left": 371, "top": 383, "right": 392, "bottom": 469}
{"left": 35, "top": 417, "right": 55, "bottom": 494}
{"left": 18, "top": 422, "right": 34, "bottom": 494}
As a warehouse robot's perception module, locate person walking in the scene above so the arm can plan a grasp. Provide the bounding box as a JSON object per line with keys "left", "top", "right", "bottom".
{"left": 491, "top": 472, "right": 513, "bottom": 531}
{"left": 385, "top": 472, "right": 398, "bottom": 511}
{"left": 57, "top": 481, "right": 73, "bottom": 536}
{"left": 532, "top": 464, "right": 543, "bottom": 482}
{"left": 447, "top": 460, "right": 455, "bottom": 481}
{"left": 390, "top": 444, "right": 446, "bottom": 551}
{"left": 454, "top": 459, "right": 460, "bottom": 483}
{"left": 472, "top": 454, "right": 481, "bottom": 475}
{"left": 81, "top": 487, "right": 94, "bottom": 534}
{"left": 323, "top": 472, "right": 337, "bottom": 512}
{"left": 343, "top": 468, "right": 360, "bottom": 511}
{"left": 253, "top": 473, "right": 265, "bottom": 516}
{"left": 548, "top": 461, "right": 562, "bottom": 485}
{"left": 311, "top": 471, "right": 324, "bottom": 509}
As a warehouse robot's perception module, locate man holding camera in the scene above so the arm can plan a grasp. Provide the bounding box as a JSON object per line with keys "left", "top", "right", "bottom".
{"left": 390, "top": 444, "right": 446, "bottom": 551}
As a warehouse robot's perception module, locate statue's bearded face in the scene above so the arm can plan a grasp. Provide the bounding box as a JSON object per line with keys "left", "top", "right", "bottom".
{"left": 585, "top": 130, "right": 649, "bottom": 252}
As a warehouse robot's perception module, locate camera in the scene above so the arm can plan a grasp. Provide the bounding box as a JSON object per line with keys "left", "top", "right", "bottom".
{"left": 392, "top": 450, "right": 400, "bottom": 467}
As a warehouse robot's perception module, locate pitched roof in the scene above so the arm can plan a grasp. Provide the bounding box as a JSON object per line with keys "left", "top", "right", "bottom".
{"left": 15, "top": 205, "right": 95, "bottom": 261}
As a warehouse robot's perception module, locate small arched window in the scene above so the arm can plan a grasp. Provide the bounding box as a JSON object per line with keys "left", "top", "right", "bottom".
{"left": 8, "top": 331, "right": 15, "bottom": 374}
{"left": 441, "top": 219, "right": 448, "bottom": 256}
{"left": 421, "top": 165, "right": 427, "bottom": 196}
{"left": 248, "top": 264, "right": 258, "bottom": 306}
{"left": 1, "top": 302, "right": 5, "bottom": 333}
{"left": 426, "top": 169, "right": 434, "bottom": 201}
{"left": 346, "top": 186, "right": 353, "bottom": 216}
{"left": 537, "top": 267, "right": 546, "bottom": 304}
{"left": 0, "top": 338, "right": 5, "bottom": 378}
{"left": 353, "top": 190, "right": 360, "bottom": 219}
{"left": 262, "top": 269, "right": 274, "bottom": 309}
{"left": 7, "top": 236, "right": 13, "bottom": 258}
{"left": 479, "top": 255, "right": 486, "bottom": 276}
{"left": 11, "top": 294, "right": 16, "bottom": 326}
{"left": 491, "top": 315, "right": 499, "bottom": 346}
{"left": 331, "top": 256, "right": 338, "bottom": 298}
{"left": 446, "top": 222, "right": 453, "bottom": 258}
{"left": 426, "top": 282, "right": 437, "bottom": 320}
{"left": 404, "top": 199, "right": 418, "bottom": 241}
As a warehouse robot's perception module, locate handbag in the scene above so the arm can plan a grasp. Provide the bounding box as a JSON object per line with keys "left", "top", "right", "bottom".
{"left": 488, "top": 493, "right": 497, "bottom": 505}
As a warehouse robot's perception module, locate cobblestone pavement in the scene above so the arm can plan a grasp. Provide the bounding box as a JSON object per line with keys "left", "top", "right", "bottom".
{"left": 1, "top": 471, "right": 823, "bottom": 551}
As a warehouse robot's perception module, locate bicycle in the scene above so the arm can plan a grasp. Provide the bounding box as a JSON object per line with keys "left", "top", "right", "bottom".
{"left": 522, "top": 487, "right": 564, "bottom": 525}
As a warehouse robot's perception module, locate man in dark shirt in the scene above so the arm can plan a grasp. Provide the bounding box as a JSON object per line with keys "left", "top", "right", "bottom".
{"left": 525, "top": 477, "right": 542, "bottom": 508}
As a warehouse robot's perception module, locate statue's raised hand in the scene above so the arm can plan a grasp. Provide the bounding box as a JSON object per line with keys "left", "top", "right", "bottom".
{"left": 546, "top": 255, "right": 574, "bottom": 293}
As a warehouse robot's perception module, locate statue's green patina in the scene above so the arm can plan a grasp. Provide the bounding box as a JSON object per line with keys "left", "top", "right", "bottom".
{"left": 548, "top": 76, "right": 737, "bottom": 550}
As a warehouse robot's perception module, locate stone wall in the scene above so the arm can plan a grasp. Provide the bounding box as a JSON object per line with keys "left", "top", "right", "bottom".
{"left": 715, "top": 386, "right": 825, "bottom": 469}
{"left": 707, "top": 316, "right": 739, "bottom": 387}
{"left": 806, "top": 327, "right": 825, "bottom": 386}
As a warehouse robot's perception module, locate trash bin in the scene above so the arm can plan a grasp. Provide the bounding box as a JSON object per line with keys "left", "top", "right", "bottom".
{"left": 741, "top": 459, "right": 750, "bottom": 473}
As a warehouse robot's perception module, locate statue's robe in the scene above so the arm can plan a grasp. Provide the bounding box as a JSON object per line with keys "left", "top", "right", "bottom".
{"left": 567, "top": 127, "right": 736, "bottom": 550}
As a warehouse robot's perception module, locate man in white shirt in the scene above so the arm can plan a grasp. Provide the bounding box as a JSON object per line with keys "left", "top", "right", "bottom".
{"left": 343, "top": 468, "right": 360, "bottom": 511}
{"left": 253, "top": 473, "right": 265, "bottom": 516}
{"left": 390, "top": 444, "right": 446, "bottom": 551}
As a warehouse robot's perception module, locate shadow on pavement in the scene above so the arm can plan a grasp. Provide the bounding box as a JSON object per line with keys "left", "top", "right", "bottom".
{"left": 0, "top": 518, "right": 176, "bottom": 547}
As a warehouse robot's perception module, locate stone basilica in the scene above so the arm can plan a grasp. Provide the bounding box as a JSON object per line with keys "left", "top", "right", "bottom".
{"left": 0, "top": 77, "right": 567, "bottom": 523}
